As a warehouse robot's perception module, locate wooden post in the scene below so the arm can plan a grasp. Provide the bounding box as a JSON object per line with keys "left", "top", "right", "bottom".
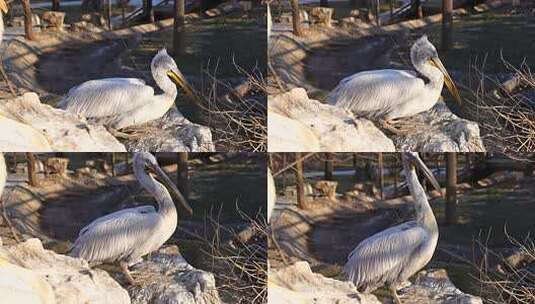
{"left": 290, "top": 0, "right": 303, "bottom": 37}
{"left": 441, "top": 0, "right": 453, "bottom": 51}
{"left": 445, "top": 153, "right": 457, "bottom": 225}
{"left": 173, "top": 0, "right": 185, "bottom": 55}
{"left": 324, "top": 153, "right": 333, "bottom": 181}
{"left": 21, "top": 0, "right": 35, "bottom": 41}
{"left": 295, "top": 152, "right": 306, "bottom": 209}
{"left": 176, "top": 153, "right": 190, "bottom": 199}
{"left": 378, "top": 152, "right": 384, "bottom": 200}
{"left": 26, "top": 153, "right": 39, "bottom": 187}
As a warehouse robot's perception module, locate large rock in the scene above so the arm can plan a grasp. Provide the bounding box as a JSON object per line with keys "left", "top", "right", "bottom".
{"left": 268, "top": 88, "right": 396, "bottom": 152}
{"left": 268, "top": 111, "right": 321, "bottom": 152}
{"left": 127, "top": 245, "right": 221, "bottom": 304}
{"left": 268, "top": 261, "right": 381, "bottom": 304}
{"left": 393, "top": 101, "right": 486, "bottom": 152}
{"left": 400, "top": 269, "right": 483, "bottom": 304}
{"left": 0, "top": 252, "right": 56, "bottom": 304}
{"left": 124, "top": 108, "right": 215, "bottom": 152}
{"left": 0, "top": 238, "right": 130, "bottom": 304}
{"left": 0, "top": 93, "right": 126, "bottom": 152}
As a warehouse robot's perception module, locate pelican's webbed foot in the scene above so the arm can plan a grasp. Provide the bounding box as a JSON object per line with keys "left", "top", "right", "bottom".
{"left": 389, "top": 284, "right": 402, "bottom": 304}
{"left": 378, "top": 118, "right": 418, "bottom": 135}
{"left": 119, "top": 261, "right": 137, "bottom": 285}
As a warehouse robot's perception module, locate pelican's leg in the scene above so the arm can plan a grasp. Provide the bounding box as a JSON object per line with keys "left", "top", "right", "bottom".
{"left": 378, "top": 119, "right": 407, "bottom": 135}
{"left": 119, "top": 261, "right": 136, "bottom": 285}
{"left": 389, "top": 284, "right": 402, "bottom": 304}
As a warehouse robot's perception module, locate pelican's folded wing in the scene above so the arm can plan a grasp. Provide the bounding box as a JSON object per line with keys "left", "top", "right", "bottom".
{"left": 71, "top": 207, "right": 158, "bottom": 263}
{"left": 59, "top": 78, "right": 154, "bottom": 118}
{"left": 343, "top": 221, "right": 426, "bottom": 290}
{"left": 327, "top": 70, "right": 425, "bottom": 117}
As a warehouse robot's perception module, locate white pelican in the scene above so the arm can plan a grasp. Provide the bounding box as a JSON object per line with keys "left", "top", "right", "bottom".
{"left": 328, "top": 35, "right": 461, "bottom": 131}
{"left": 344, "top": 152, "right": 442, "bottom": 304}
{"left": 70, "top": 152, "right": 193, "bottom": 284}
{"left": 58, "top": 49, "right": 196, "bottom": 129}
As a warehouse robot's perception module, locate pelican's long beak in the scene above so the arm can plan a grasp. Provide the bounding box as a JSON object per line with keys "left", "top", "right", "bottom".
{"left": 412, "top": 153, "right": 444, "bottom": 197}
{"left": 150, "top": 163, "right": 194, "bottom": 215}
{"left": 167, "top": 69, "right": 197, "bottom": 101}
{"left": 0, "top": 0, "right": 8, "bottom": 14}
{"left": 429, "top": 57, "right": 461, "bottom": 104}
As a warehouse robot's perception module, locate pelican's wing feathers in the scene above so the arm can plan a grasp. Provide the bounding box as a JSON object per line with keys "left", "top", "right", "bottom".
{"left": 343, "top": 221, "right": 427, "bottom": 290}
{"left": 71, "top": 205, "right": 158, "bottom": 263}
{"left": 59, "top": 78, "right": 154, "bottom": 118}
{"left": 77, "top": 205, "right": 156, "bottom": 237}
{"left": 327, "top": 70, "right": 425, "bottom": 117}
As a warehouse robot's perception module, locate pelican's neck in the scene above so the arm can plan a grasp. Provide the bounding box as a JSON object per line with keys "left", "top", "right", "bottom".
{"left": 0, "top": 13, "right": 4, "bottom": 42}
{"left": 152, "top": 65, "right": 178, "bottom": 101}
{"left": 135, "top": 166, "right": 177, "bottom": 219}
{"left": 404, "top": 164, "right": 437, "bottom": 231}
{"left": 0, "top": 153, "right": 6, "bottom": 197}
{"left": 267, "top": 3, "right": 272, "bottom": 39}
{"left": 412, "top": 58, "right": 444, "bottom": 89}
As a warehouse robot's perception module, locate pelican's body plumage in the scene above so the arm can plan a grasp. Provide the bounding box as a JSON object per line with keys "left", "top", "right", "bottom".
{"left": 344, "top": 152, "right": 440, "bottom": 303}
{"left": 70, "top": 153, "right": 192, "bottom": 283}
{"left": 59, "top": 49, "right": 194, "bottom": 129}
{"left": 328, "top": 36, "right": 460, "bottom": 121}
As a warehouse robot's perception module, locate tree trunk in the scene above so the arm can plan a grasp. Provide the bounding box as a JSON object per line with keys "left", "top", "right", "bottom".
{"left": 290, "top": 0, "right": 303, "bottom": 37}
{"left": 107, "top": 0, "right": 112, "bottom": 30}
{"left": 26, "top": 153, "right": 39, "bottom": 187}
{"left": 295, "top": 153, "right": 306, "bottom": 209}
{"left": 111, "top": 153, "right": 116, "bottom": 176}
{"left": 414, "top": 0, "right": 423, "bottom": 19}
{"left": 378, "top": 152, "right": 384, "bottom": 200}
{"left": 324, "top": 153, "right": 333, "bottom": 181}
{"left": 393, "top": 155, "right": 398, "bottom": 196}
{"left": 353, "top": 154, "right": 358, "bottom": 178}
{"left": 375, "top": 0, "right": 380, "bottom": 26}
{"left": 173, "top": 0, "right": 185, "bottom": 55}
{"left": 176, "top": 153, "right": 190, "bottom": 199}
{"left": 441, "top": 0, "right": 453, "bottom": 51}
{"left": 445, "top": 153, "right": 457, "bottom": 225}
{"left": 52, "top": 0, "right": 60, "bottom": 11}
{"left": 21, "top": 0, "right": 35, "bottom": 41}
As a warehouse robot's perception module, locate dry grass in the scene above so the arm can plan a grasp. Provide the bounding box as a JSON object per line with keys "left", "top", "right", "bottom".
{"left": 195, "top": 60, "right": 267, "bottom": 152}
{"left": 463, "top": 55, "right": 535, "bottom": 159}
{"left": 189, "top": 207, "right": 267, "bottom": 303}
{"left": 472, "top": 229, "right": 535, "bottom": 304}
